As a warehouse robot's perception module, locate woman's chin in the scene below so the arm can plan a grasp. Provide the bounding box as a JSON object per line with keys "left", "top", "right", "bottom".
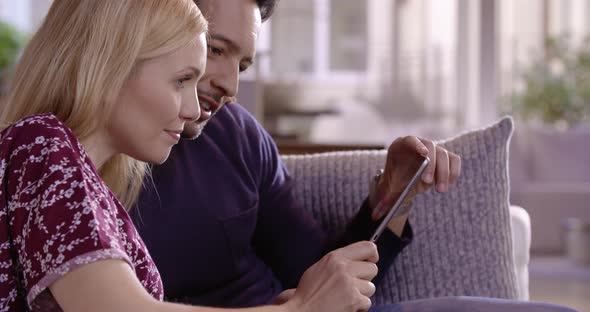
{"left": 153, "top": 150, "right": 172, "bottom": 164}
{"left": 131, "top": 149, "right": 171, "bottom": 165}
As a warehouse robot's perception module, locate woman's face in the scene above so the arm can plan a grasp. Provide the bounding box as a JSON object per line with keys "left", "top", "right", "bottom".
{"left": 109, "top": 34, "right": 207, "bottom": 164}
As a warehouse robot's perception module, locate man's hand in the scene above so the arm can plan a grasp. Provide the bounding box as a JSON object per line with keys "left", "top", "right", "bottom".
{"left": 283, "top": 241, "right": 379, "bottom": 312}
{"left": 369, "top": 136, "right": 461, "bottom": 236}
{"left": 275, "top": 289, "right": 296, "bottom": 305}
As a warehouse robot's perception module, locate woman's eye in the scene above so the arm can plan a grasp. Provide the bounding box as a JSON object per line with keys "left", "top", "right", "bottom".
{"left": 176, "top": 76, "right": 191, "bottom": 88}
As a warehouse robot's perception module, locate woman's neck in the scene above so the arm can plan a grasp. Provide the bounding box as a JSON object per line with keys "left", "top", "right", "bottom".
{"left": 80, "top": 130, "right": 116, "bottom": 170}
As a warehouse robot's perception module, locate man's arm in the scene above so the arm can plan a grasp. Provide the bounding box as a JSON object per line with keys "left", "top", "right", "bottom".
{"left": 337, "top": 199, "right": 413, "bottom": 285}
{"left": 252, "top": 123, "right": 460, "bottom": 291}
{"left": 248, "top": 119, "right": 410, "bottom": 290}
{"left": 253, "top": 156, "right": 329, "bottom": 289}
{"left": 340, "top": 135, "right": 462, "bottom": 283}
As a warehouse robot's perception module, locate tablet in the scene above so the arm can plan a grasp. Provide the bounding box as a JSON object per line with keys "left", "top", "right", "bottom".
{"left": 370, "top": 156, "right": 430, "bottom": 242}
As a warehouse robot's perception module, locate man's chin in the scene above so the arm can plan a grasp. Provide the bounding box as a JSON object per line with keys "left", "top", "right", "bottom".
{"left": 181, "top": 121, "right": 207, "bottom": 140}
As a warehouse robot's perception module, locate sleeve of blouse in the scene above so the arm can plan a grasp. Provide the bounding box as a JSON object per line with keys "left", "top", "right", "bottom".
{"left": 4, "top": 119, "right": 133, "bottom": 305}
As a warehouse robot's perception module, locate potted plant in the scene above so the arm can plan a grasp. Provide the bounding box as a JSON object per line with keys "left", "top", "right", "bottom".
{"left": 504, "top": 34, "right": 590, "bottom": 184}
{"left": 504, "top": 35, "right": 590, "bottom": 130}
{"left": 0, "top": 20, "right": 25, "bottom": 96}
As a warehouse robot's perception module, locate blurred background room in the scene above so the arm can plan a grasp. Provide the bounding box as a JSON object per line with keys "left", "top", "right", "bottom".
{"left": 0, "top": 0, "right": 588, "bottom": 310}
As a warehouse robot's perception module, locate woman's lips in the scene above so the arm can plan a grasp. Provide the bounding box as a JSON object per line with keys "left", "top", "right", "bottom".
{"left": 165, "top": 130, "right": 181, "bottom": 142}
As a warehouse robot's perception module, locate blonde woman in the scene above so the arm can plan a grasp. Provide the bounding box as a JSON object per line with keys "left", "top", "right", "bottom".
{"left": 0, "top": 0, "right": 378, "bottom": 311}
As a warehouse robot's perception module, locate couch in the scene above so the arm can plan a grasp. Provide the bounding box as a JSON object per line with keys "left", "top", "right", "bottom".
{"left": 280, "top": 116, "right": 531, "bottom": 303}
{"left": 509, "top": 123, "right": 590, "bottom": 254}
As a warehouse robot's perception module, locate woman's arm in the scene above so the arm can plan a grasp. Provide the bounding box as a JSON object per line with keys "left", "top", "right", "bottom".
{"left": 50, "top": 259, "right": 290, "bottom": 312}
{"left": 50, "top": 241, "right": 379, "bottom": 312}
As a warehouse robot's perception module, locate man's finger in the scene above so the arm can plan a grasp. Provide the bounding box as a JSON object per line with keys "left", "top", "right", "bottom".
{"left": 354, "top": 279, "right": 377, "bottom": 297}
{"left": 330, "top": 241, "right": 379, "bottom": 263}
{"left": 419, "top": 138, "right": 436, "bottom": 184}
{"left": 435, "top": 146, "right": 450, "bottom": 192}
{"left": 275, "top": 289, "right": 296, "bottom": 305}
{"left": 406, "top": 136, "right": 429, "bottom": 156}
{"left": 356, "top": 295, "right": 373, "bottom": 311}
{"left": 448, "top": 152, "right": 461, "bottom": 185}
{"left": 346, "top": 261, "right": 378, "bottom": 281}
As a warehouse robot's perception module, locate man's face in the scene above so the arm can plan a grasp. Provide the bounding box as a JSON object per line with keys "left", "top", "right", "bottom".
{"left": 183, "top": 0, "right": 262, "bottom": 139}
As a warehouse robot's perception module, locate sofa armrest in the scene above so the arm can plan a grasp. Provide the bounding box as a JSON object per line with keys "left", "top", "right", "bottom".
{"left": 509, "top": 205, "right": 531, "bottom": 300}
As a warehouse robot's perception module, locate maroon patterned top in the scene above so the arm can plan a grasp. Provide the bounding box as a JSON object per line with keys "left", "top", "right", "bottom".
{"left": 0, "top": 114, "right": 163, "bottom": 311}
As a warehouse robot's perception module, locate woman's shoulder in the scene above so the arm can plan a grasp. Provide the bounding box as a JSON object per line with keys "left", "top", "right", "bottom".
{"left": 0, "top": 113, "right": 89, "bottom": 175}
{"left": 3, "top": 113, "right": 73, "bottom": 140}
{"left": 1, "top": 113, "right": 81, "bottom": 152}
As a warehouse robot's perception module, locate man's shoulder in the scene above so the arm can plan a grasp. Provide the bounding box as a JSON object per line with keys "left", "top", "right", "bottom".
{"left": 180, "top": 103, "right": 277, "bottom": 161}
{"left": 205, "top": 103, "right": 268, "bottom": 141}
{"left": 214, "top": 103, "right": 262, "bottom": 130}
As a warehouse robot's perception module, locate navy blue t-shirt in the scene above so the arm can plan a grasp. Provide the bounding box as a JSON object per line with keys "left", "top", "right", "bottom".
{"left": 131, "top": 103, "right": 412, "bottom": 307}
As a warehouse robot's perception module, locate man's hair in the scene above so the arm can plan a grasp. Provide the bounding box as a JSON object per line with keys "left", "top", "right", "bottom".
{"left": 194, "top": 0, "right": 278, "bottom": 22}
{"left": 256, "top": 0, "right": 278, "bottom": 22}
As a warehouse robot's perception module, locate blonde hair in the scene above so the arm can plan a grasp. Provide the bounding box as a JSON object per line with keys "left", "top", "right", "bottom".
{"left": 1, "top": 0, "right": 207, "bottom": 208}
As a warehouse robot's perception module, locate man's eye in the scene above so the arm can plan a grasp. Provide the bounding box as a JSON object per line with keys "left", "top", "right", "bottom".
{"left": 208, "top": 45, "right": 223, "bottom": 56}
{"left": 239, "top": 63, "right": 253, "bottom": 73}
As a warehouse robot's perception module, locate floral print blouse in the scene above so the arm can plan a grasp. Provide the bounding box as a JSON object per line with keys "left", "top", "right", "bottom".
{"left": 0, "top": 114, "right": 163, "bottom": 311}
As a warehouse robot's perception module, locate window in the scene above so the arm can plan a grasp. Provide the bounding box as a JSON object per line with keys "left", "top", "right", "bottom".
{"left": 270, "top": 0, "right": 368, "bottom": 79}
{"left": 329, "top": 0, "right": 367, "bottom": 72}
{"left": 0, "top": 0, "right": 52, "bottom": 32}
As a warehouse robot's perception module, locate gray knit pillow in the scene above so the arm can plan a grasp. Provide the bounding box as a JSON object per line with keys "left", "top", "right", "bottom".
{"left": 281, "top": 116, "right": 519, "bottom": 303}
